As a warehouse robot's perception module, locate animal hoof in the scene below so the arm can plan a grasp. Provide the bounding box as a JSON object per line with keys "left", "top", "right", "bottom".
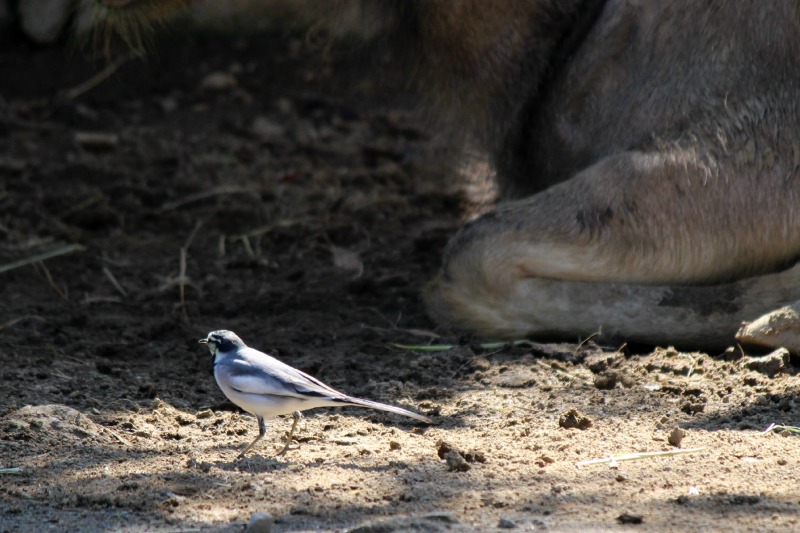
{"left": 736, "top": 302, "right": 800, "bottom": 355}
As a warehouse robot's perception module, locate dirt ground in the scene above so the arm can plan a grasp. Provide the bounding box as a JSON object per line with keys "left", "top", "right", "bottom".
{"left": 1, "top": 12, "right": 800, "bottom": 533}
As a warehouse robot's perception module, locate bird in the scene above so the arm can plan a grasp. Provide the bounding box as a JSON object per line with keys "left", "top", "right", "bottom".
{"left": 199, "top": 330, "right": 432, "bottom": 459}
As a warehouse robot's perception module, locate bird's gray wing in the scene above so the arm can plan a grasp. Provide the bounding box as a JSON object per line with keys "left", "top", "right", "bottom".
{"left": 219, "top": 347, "right": 347, "bottom": 400}
{"left": 219, "top": 348, "right": 432, "bottom": 423}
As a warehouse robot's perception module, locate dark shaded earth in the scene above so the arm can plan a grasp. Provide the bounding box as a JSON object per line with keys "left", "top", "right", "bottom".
{"left": 1, "top": 16, "right": 799, "bottom": 533}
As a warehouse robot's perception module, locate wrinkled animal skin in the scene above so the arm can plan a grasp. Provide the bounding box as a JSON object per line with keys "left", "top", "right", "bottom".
{"left": 340, "top": 0, "right": 800, "bottom": 349}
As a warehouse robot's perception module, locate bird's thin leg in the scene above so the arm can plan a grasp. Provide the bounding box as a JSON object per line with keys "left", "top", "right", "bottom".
{"left": 275, "top": 411, "right": 302, "bottom": 457}
{"left": 236, "top": 416, "right": 266, "bottom": 460}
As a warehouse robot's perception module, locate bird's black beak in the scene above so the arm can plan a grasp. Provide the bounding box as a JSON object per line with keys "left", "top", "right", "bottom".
{"left": 198, "top": 339, "right": 208, "bottom": 344}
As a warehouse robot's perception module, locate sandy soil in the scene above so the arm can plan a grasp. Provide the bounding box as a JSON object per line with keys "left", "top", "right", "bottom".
{"left": 1, "top": 14, "right": 799, "bottom": 533}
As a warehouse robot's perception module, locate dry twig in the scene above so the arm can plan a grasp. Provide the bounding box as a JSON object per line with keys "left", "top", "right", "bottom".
{"left": 35, "top": 261, "right": 68, "bottom": 300}
{"left": 63, "top": 53, "right": 133, "bottom": 101}
{"left": 179, "top": 247, "right": 189, "bottom": 320}
{"left": 183, "top": 219, "right": 206, "bottom": 251}
{"left": 103, "top": 266, "right": 128, "bottom": 297}
{"left": 0, "top": 244, "right": 85, "bottom": 274}
{"left": 158, "top": 185, "right": 260, "bottom": 212}
{"left": 577, "top": 447, "right": 707, "bottom": 466}
{"left": 0, "top": 316, "right": 47, "bottom": 332}
{"left": 763, "top": 423, "right": 800, "bottom": 435}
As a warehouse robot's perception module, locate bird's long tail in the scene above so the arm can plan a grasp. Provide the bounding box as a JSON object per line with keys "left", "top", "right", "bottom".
{"left": 341, "top": 396, "right": 432, "bottom": 423}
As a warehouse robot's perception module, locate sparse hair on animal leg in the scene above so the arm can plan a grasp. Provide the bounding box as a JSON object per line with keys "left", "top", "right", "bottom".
{"left": 74, "top": 0, "right": 197, "bottom": 56}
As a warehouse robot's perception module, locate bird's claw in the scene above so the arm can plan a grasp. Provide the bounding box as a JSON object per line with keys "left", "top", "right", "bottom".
{"left": 274, "top": 442, "right": 296, "bottom": 457}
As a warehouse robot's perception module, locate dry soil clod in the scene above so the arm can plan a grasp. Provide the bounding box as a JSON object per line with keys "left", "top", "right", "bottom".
{"left": 668, "top": 427, "right": 686, "bottom": 447}
{"left": 436, "top": 440, "right": 487, "bottom": 465}
{"left": 444, "top": 450, "right": 470, "bottom": 472}
{"left": 743, "top": 348, "right": 790, "bottom": 377}
{"left": 617, "top": 513, "right": 644, "bottom": 525}
{"left": 559, "top": 409, "right": 593, "bottom": 430}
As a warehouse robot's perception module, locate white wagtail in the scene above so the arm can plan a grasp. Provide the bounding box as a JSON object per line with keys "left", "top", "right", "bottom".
{"left": 199, "top": 330, "right": 432, "bottom": 459}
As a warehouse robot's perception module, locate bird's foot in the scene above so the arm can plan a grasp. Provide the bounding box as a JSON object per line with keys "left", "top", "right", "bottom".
{"left": 274, "top": 411, "right": 303, "bottom": 457}
{"left": 274, "top": 441, "right": 296, "bottom": 457}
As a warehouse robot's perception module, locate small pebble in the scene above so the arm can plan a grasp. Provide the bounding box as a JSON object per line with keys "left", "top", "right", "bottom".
{"left": 0, "top": 157, "right": 27, "bottom": 173}
{"left": 251, "top": 116, "right": 286, "bottom": 143}
{"left": 275, "top": 97, "right": 294, "bottom": 115}
{"left": 721, "top": 346, "right": 743, "bottom": 361}
{"left": 200, "top": 72, "right": 237, "bottom": 92}
{"left": 159, "top": 97, "right": 178, "bottom": 113}
{"left": 245, "top": 511, "right": 274, "bottom": 533}
{"left": 498, "top": 518, "right": 516, "bottom": 528}
{"left": 75, "top": 132, "right": 119, "bottom": 151}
